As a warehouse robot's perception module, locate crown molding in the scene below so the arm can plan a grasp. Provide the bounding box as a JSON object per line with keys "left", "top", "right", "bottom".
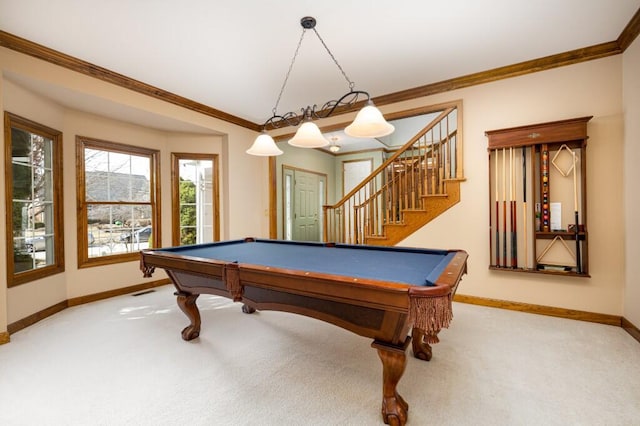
{"left": 0, "top": 30, "right": 261, "bottom": 132}
{"left": 372, "top": 41, "right": 622, "bottom": 107}
{"left": 618, "top": 7, "right": 640, "bottom": 51}
{"left": 2, "top": 7, "right": 639, "bottom": 133}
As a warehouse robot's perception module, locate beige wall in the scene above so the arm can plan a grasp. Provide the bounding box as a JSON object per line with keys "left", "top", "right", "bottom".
{"left": 271, "top": 55, "right": 629, "bottom": 318}
{"left": 398, "top": 56, "right": 625, "bottom": 315}
{"left": 0, "top": 46, "right": 268, "bottom": 327}
{"left": 0, "top": 41, "right": 636, "bottom": 335}
{"left": 623, "top": 36, "right": 640, "bottom": 325}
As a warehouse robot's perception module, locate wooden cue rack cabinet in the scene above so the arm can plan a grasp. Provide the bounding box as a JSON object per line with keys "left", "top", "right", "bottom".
{"left": 485, "top": 116, "right": 592, "bottom": 277}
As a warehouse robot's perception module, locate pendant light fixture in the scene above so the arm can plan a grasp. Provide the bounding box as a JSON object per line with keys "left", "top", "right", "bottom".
{"left": 246, "top": 16, "right": 394, "bottom": 156}
{"left": 328, "top": 136, "right": 341, "bottom": 153}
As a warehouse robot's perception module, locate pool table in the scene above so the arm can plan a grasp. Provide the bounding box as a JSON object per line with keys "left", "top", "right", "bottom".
{"left": 140, "top": 238, "right": 467, "bottom": 425}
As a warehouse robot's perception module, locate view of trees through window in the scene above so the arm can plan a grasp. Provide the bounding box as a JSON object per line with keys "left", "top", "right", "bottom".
{"left": 12, "top": 130, "right": 55, "bottom": 270}
{"left": 5, "top": 112, "right": 64, "bottom": 286}
{"left": 179, "top": 177, "right": 197, "bottom": 245}
{"left": 173, "top": 155, "right": 218, "bottom": 246}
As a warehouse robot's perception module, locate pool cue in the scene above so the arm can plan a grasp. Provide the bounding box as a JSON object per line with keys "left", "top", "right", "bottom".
{"left": 495, "top": 149, "right": 500, "bottom": 267}
{"left": 573, "top": 151, "right": 582, "bottom": 273}
{"left": 502, "top": 147, "right": 507, "bottom": 267}
{"left": 511, "top": 147, "right": 517, "bottom": 268}
{"left": 522, "top": 147, "right": 527, "bottom": 269}
{"left": 541, "top": 145, "right": 549, "bottom": 232}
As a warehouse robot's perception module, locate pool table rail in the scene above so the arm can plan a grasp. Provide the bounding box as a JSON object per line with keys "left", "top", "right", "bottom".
{"left": 141, "top": 251, "right": 418, "bottom": 345}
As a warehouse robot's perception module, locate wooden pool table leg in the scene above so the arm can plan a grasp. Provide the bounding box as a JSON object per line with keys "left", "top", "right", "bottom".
{"left": 175, "top": 291, "right": 201, "bottom": 341}
{"left": 372, "top": 338, "right": 410, "bottom": 426}
{"left": 411, "top": 328, "right": 434, "bottom": 361}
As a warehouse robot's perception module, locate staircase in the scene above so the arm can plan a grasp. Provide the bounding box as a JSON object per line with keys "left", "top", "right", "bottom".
{"left": 323, "top": 106, "right": 464, "bottom": 246}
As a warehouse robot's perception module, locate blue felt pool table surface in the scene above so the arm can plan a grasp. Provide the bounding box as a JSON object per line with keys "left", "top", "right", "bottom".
{"left": 155, "top": 238, "right": 457, "bottom": 287}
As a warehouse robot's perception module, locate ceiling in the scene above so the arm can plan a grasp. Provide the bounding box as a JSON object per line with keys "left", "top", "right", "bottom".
{"left": 1, "top": 1, "right": 639, "bottom": 150}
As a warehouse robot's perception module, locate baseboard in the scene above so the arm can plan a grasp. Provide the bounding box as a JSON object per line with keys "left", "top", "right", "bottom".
{"left": 5, "top": 282, "right": 635, "bottom": 343}
{"left": 7, "top": 301, "right": 68, "bottom": 334}
{"left": 453, "top": 294, "right": 622, "bottom": 326}
{"left": 67, "top": 278, "right": 170, "bottom": 306}
{"left": 622, "top": 317, "right": 640, "bottom": 344}
{"left": 7, "top": 279, "right": 171, "bottom": 336}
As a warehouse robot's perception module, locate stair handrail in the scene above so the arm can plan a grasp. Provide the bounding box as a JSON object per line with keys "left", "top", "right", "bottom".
{"left": 331, "top": 107, "right": 454, "bottom": 207}
{"left": 323, "top": 106, "right": 459, "bottom": 244}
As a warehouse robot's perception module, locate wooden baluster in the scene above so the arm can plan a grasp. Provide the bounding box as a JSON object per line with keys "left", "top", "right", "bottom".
{"left": 391, "top": 164, "right": 397, "bottom": 223}
{"left": 445, "top": 115, "right": 449, "bottom": 181}
{"left": 438, "top": 122, "right": 443, "bottom": 193}
{"left": 333, "top": 207, "right": 337, "bottom": 242}
{"left": 341, "top": 204, "right": 346, "bottom": 243}
{"left": 350, "top": 198, "right": 355, "bottom": 244}
{"left": 375, "top": 178, "right": 380, "bottom": 234}
{"left": 402, "top": 167, "right": 407, "bottom": 215}
{"left": 371, "top": 181, "right": 377, "bottom": 236}
{"left": 358, "top": 191, "right": 363, "bottom": 242}
{"left": 372, "top": 180, "right": 377, "bottom": 236}
{"left": 422, "top": 135, "right": 428, "bottom": 199}
{"left": 323, "top": 206, "right": 329, "bottom": 242}
{"left": 367, "top": 197, "right": 372, "bottom": 238}
{"left": 342, "top": 205, "right": 346, "bottom": 243}
{"left": 396, "top": 163, "right": 400, "bottom": 215}
{"left": 430, "top": 130, "right": 436, "bottom": 195}
{"left": 412, "top": 147, "right": 417, "bottom": 206}
{"left": 357, "top": 190, "right": 362, "bottom": 242}
{"left": 384, "top": 168, "right": 390, "bottom": 226}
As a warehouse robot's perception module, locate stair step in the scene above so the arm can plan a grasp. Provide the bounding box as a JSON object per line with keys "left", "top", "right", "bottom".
{"left": 421, "top": 194, "right": 448, "bottom": 199}
{"left": 365, "top": 180, "right": 461, "bottom": 246}
{"left": 364, "top": 235, "right": 388, "bottom": 240}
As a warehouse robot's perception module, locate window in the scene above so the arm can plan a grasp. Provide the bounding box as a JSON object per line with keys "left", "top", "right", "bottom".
{"left": 171, "top": 153, "right": 219, "bottom": 246}
{"left": 4, "top": 113, "right": 64, "bottom": 287}
{"left": 76, "top": 136, "right": 160, "bottom": 267}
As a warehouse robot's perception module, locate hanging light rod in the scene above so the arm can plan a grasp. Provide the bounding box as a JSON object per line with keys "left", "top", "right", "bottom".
{"left": 246, "top": 16, "right": 394, "bottom": 156}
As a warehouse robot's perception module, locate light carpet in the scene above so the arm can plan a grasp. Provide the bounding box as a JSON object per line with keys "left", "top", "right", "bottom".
{"left": 1, "top": 285, "right": 639, "bottom": 426}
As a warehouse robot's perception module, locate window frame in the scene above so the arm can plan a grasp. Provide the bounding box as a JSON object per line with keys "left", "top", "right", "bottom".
{"left": 76, "top": 136, "right": 160, "bottom": 268}
{"left": 170, "top": 153, "right": 220, "bottom": 246}
{"left": 4, "top": 112, "right": 65, "bottom": 287}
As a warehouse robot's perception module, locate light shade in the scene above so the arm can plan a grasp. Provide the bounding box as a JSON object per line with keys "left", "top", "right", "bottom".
{"left": 246, "top": 132, "right": 283, "bottom": 156}
{"left": 344, "top": 102, "right": 395, "bottom": 138}
{"left": 288, "top": 121, "right": 330, "bottom": 148}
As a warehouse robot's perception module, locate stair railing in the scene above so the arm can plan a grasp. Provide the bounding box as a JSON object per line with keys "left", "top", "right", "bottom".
{"left": 323, "top": 106, "right": 461, "bottom": 244}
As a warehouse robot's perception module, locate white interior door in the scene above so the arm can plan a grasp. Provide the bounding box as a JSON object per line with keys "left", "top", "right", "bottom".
{"left": 293, "top": 170, "right": 319, "bottom": 241}
{"left": 284, "top": 168, "right": 326, "bottom": 242}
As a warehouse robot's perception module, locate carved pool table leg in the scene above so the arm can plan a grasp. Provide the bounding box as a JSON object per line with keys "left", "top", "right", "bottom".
{"left": 175, "top": 292, "right": 201, "bottom": 341}
{"left": 411, "top": 328, "right": 435, "bottom": 361}
{"left": 372, "top": 338, "right": 410, "bottom": 426}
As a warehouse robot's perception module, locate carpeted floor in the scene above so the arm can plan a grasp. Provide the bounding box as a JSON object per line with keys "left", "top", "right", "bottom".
{"left": 1, "top": 284, "right": 639, "bottom": 426}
